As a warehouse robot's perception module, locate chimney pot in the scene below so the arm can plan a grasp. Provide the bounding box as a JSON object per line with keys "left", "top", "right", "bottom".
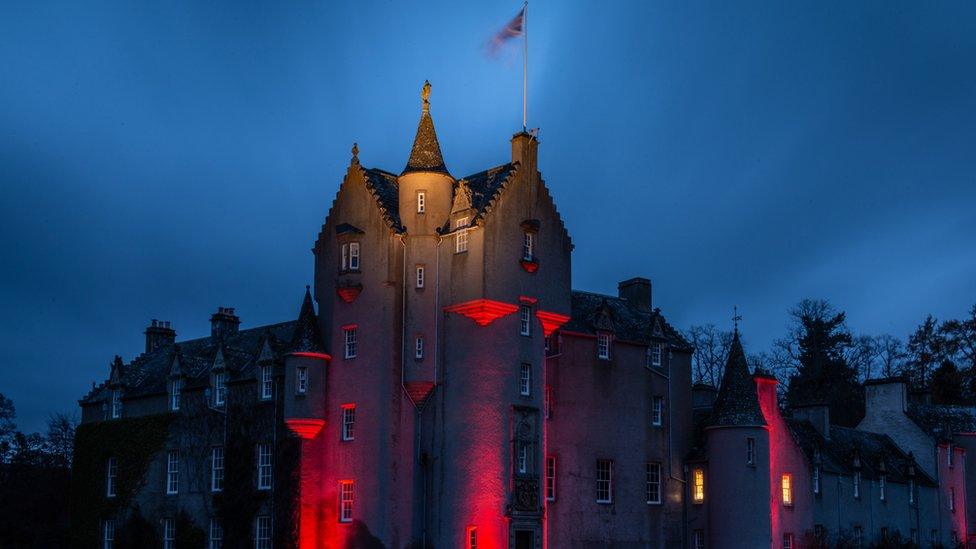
{"left": 211, "top": 306, "right": 241, "bottom": 339}
{"left": 144, "top": 319, "right": 176, "bottom": 353}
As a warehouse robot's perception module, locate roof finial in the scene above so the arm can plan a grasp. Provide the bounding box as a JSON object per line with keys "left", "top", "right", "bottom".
{"left": 733, "top": 306, "right": 742, "bottom": 336}
{"left": 351, "top": 142, "right": 359, "bottom": 164}
{"left": 421, "top": 80, "right": 431, "bottom": 114}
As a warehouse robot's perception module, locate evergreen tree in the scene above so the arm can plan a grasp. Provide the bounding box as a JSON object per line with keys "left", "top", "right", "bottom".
{"left": 781, "top": 300, "right": 864, "bottom": 427}
{"left": 903, "top": 315, "right": 947, "bottom": 390}
{"left": 930, "top": 359, "right": 965, "bottom": 405}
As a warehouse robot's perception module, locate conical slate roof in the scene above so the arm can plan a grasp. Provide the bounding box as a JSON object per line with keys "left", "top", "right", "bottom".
{"left": 709, "top": 331, "right": 766, "bottom": 427}
{"left": 291, "top": 286, "right": 325, "bottom": 354}
{"left": 402, "top": 80, "right": 449, "bottom": 175}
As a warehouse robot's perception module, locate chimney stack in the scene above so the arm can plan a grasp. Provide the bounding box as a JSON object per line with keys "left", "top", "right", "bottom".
{"left": 144, "top": 319, "right": 176, "bottom": 353}
{"left": 210, "top": 307, "right": 240, "bottom": 339}
{"left": 618, "top": 277, "right": 652, "bottom": 312}
{"left": 692, "top": 383, "right": 718, "bottom": 411}
{"left": 793, "top": 403, "right": 831, "bottom": 440}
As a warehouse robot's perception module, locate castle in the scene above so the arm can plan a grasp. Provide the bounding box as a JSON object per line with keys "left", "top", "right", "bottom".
{"left": 75, "top": 83, "right": 976, "bottom": 548}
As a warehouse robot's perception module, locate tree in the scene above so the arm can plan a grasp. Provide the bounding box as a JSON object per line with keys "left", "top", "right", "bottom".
{"left": 0, "top": 393, "right": 15, "bottom": 462}
{"left": 779, "top": 299, "right": 864, "bottom": 427}
{"left": 46, "top": 412, "right": 78, "bottom": 469}
{"left": 872, "top": 334, "right": 906, "bottom": 379}
{"left": 930, "top": 360, "right": 965, "bottom": 405}
{"left": 904, "top": 315, "right": 948, "bottom": 390}
{"left": 686, "top": 324, "right": 732, "bottom": 386}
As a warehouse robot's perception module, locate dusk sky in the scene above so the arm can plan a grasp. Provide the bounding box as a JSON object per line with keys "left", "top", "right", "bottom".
{"left": 2, "top": 1, "right": 975, "bottom": 432}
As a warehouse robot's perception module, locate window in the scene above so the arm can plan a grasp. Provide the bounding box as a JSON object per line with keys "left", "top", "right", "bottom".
{"left": 467, "top": 527, "right": 477, "bottom": 549}
{"left": 520, "top": 306, "right": 531, "bottom": 336}
{"left": 344, "top": 327, "right": 357, "bottom": 359}
{"left": 693, "top": 529, "right": 704, "bottom": 549}
{"left": 544, "top": 385, "right": 552, "bottom": 419}
{"left": 166, "top": 451, "right": 179, "bottom": 494}
{"left": 693, "top": 468, "right": 704, "bottom": 503}
{"left": 209, "top": 519, "right": 223, "bottom": 549}
{"left": 214, "top": 372, "right": 226, "bottom": 406}
{"left": 102, "top": 519, "right": 114, "bottom": 549}
{"left": 646, "top": 462, "right": 661, "bottom": 504}
{"left": 106, "top": 457, "right": 117, "bottom": 497}
{"left": 522, "top": 232, "right": 534, "bottom": 261}
{"left": 813, "top": 466, "right": 821, "bottom": 494}
{"left": 783, "top": 533, "right": 794, "bottom": 549}
{"left": 597, "top": 333, "right": 610, "bottom": 360}
{"left": 111, "top": 389, "right": 122, "bottom": 419}
{"left": 948, "top": 445, "right": 954, "bottom": 468}
{"left": 910, "top": 529, "right": 918, "bottom": 545}
{"left": 853, "top": 471, "right": 861, "bottom": 498}
{"left": 416, "top": 191, "right": 426, "bottom": 214}
{"left": 455, "top": 218, "right": 469, "bottom": 253}
{"left": 931, "top": 530, "right": 938, "bottom": 544}
{"left": 781, "top": 474, "right": 793, "bottom": 506}
{"left": 211, "top": 447, "right": 224, "bottom": 492}
{"left": 880, "top": 527, "right": 888, "bottom": 541}
{"left": 950, "top": 486, "right": 956, "bottom": 511}
{"left": 349, "top": 242, "right": 360, "bottom": 270}
{"left": 164, "top": 518, "right": 175, "bottom": 549}
{"left": 908, "top": 478, "right": 915, "bottom": 504}
{"left": 853, "top": 526, "right": 863, "bottom": 547}
{"left": 596, "top": 459, "right": 613, "bottom": 503}
{"left": 879, "top": 474, "right": 886, "bottom": 501}
{"left": 339, "top": 481, "right": 354, "bottom": 522}
{"left": 651, "top": 396, "right": 664, "bottom": 426}
{"left": 169, "top": 378, "right": 181, "bottom": 411}
{"left": 746, "top": 438, "right": 756, "bottom": 466}
{"left": 520, "top": 364, "right": 531, "bottom": 396}
{"left": 340, "top": 242, "right": 361, "bottom": 271}
{"left": 648, "top": 343, "right": 662, "bottom": 367}
{"left": 545, "top": 456, "right": 556, "bottom": 501}
{"left": 257, "top": 443, "right": 273, "bottom": 490}
{"left": 415, "top": 337, "right": 424, "bottom": 359}
{"left": 296, "top": 366, "right": 308, "bottom": 394}
{"left": 517, "top": 444, "right": 528, "bottom": 474}
{"left": 255, "top": 516, "right": 271, "bottom": 549}
{"left": 415, "top": 265, "right": 425, "bottom": 288}
{"left": 342, "top": 405, "right": 356, "bottom": 441}
{"left": 260, "top": 365, "right": 273, "bottom": 400}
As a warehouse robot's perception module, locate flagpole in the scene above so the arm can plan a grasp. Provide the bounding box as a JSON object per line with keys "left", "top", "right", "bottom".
{"left": 522, "top": 1, "right": 528, "bottom": 131}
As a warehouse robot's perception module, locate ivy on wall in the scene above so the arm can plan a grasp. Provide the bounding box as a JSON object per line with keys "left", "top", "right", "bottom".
{"left": 70, "top": 414, "right": 173, "bottom": 547}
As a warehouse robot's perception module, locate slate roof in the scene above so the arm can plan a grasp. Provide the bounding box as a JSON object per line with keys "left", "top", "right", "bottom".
{"left": 81, "top": 294, "right": 323, "bottom": 405}
{"left": 362, "top": 168, "right": 403, "bottom": 231}
{"left": 402, "top": 82, "right": 449, "bottom": 175}
{"left": 786, "top": 419, "right": 937, "bottom": 486}
{"left": 907, "top": 404, "right": 976, "bottom": 442}
{"left": 708, "top": 333, "right": 766, "bottom": 427}
{"left": 462, "top": 163, "right": 517, "bottom": 216}
{"left": 563, "top": 290, "right": 693, "bottom": 351}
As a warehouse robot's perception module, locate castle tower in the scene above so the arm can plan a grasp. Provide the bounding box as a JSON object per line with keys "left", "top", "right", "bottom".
{"left": 704, "top": 331, "right": 771, "bottom": 548}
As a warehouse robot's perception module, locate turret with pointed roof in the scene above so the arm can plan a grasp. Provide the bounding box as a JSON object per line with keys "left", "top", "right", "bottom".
{"left": 290, "top": 285, "right": 325, "bottom": 354}
{"left": 402, "top": 80, "right": 449, "bottom": 176}
{"left": 709, "top": 331, "right": 766, "bottom": 427}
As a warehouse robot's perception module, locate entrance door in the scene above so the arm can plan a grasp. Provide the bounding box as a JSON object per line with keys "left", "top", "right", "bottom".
{"left": 515, "top": 530, "right": 535, "bottom": 549}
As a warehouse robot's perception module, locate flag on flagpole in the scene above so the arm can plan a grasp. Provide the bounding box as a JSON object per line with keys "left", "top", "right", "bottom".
{"left": 487, "top": 6, "right": 525, "bottom": 56}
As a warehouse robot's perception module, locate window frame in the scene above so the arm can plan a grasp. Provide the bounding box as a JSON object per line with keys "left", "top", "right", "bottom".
{"left": 522, "top": 231, "right": 534, "bottom": 261}
{"left": 213, "top": 372, "right": 226, "bottom": 406}
{"left": 467, "top": 526, "right": 478, "bottom": 549}
{"left": 209, "top": 518, "right": 223, "bottom": 549}
{"left": 254, "top": 515, "right": 272, "bottom": 549}
{"left": 339, "top": 480, "right": 354, "bottom": 523}
{"left": 783, "top": 533, "right": 794, "bottom": 549}
{"left": 111, "top": 389, "right": 122, "bottom": 419}
{"left": 455, "top": 217, "right": 469, "bottom": 253}
{"left": 651, "top": 396, "right": 664, "bottom": 426}
{"left": 343, "top": 327, "right": 357, "bottom": 359}
{"left": 782, "top": 473, "right": 793, "bottom": 506}
{"left": 260, "top": 365, "right": 273, "bottom": 400}
{"left": 106, "top": 457, "right": 117, "bottom": 497}
{"left": 596, "top": 458, "right": 613, "bottom": 504}
{"left": 166, "top": 451, "right": 179, "bottom": 495}
{"left": 648, "top": 343, "right": 662, "bottom": 367}
{"left": 102, "top": 519, "right": 115, "bottom": 549}
{"left": 545, "top": 456, "right": 556, "bottom": 501}
{"left": 415, "top": 336, "right": 424, "bottom": 359}
{"left": 746, "top": 437, "right": 756, "bottom": 466}
{"left": 693, "top": 468, "right": 705, "bottom": 503}
{"left": 257, "top": 443, "right": 273, "bottom": 491}
{"left": 597, "top": 333, "right": 610, "bottom": 360}
{"left": 693, "top": 529, "right": 705, "bottom": 549}
{"left": 341, "top": 405, "right": 356, "bottom": 441}
{"left": 853, "top": 470, "right": 861, "bottom": 498}
{"left": 813, "top": 466, "right": 821, "bottom": 495}
{"left": 169, "top": 378, "right": 181, "bottom": 411}
{"left": 416, "top": 265, "right": 425, "bottom": 288}
{"left": 416, "top": 190, "right": 426, "bottom": 214}
{"left": 163, "top": 518, "right": 175, "bottom": 549}
{"left": 519, "top": 306, "right": 532, "bottom": 336}
{"left": 296, "top": 366, "right": 308, "bottom": 395}
{"left": 348, "top": 242, "right": 360, "bottom": 270}
{"left": 517, "top": 444, "right": 528, "bottom": 474}
{"left": 211, "top": 446, "right": 224, "bottom": 492}
{"left": 519, "top": 363, "right": 531, "bottom": 397}
{"left": 646, "top": 461, "right": 662, "bottom": 504}
{"left": 879, "top": 474, "right": 886, "bottom": 501}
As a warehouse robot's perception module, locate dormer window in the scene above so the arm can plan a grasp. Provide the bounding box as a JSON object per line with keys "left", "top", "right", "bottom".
{"left": 522, "top": 232, "right": 534, "bottom": 261}
{"left": 597, "top": 333, "right": 611, "bottom": 360}
{"left": 260, "top": 365, "right": 273, "bottom": 400}
{"left": 455, "top": 218, "right": 469, "bottom": 253}
{"left": 213, "top": 372, "right": 227, "bottom": 407}
{"left": 647, "top": 343, "right": 662, "bottom": 368}
{"left": 111, "top": 389, "right": 122, "bottom": 419}
{"left": 416, "top": 191, "right": 426, "bottom": 214}
{"left": 169, "top": 379, "right": 182, "bottom": 411}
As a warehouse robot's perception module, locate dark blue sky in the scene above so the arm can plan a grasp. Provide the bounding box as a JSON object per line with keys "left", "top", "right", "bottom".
{"left": 2, "top": 1, "right": 975, "bottom": 432}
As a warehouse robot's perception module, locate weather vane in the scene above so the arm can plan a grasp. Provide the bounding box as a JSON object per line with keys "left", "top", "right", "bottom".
{"left": 733, "top": 306, "right": 742, "bottom": 334}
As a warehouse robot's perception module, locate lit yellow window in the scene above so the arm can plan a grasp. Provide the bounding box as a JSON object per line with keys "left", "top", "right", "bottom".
{"left": 782, "top": 474, "right": 793, "bottom": 506}
{"left": 693, "top": 469, "right": 705, "bottom": 503}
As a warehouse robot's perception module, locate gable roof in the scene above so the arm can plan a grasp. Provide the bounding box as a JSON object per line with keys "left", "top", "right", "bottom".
{"left": 563, "top": 290, "right": 692, "bottom": 351}
{"left": 362, "top": 167, "right": 403, "bottom": 232}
